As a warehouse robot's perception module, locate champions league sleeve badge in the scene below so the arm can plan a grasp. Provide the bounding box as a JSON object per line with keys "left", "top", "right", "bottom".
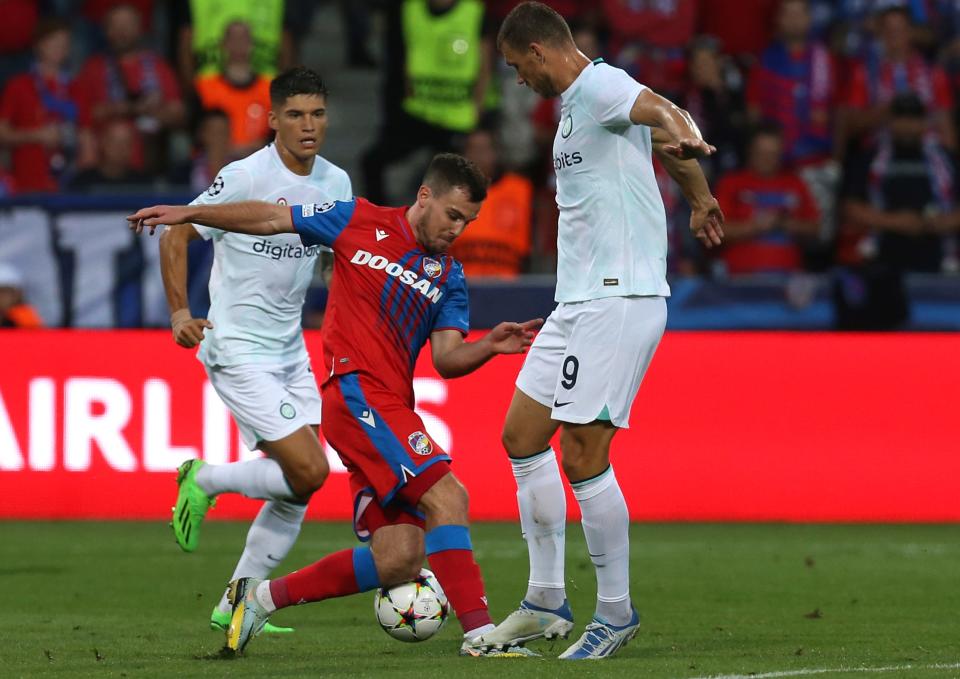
{"left": 206, "top": 175, "right": 225, "bottom": 197}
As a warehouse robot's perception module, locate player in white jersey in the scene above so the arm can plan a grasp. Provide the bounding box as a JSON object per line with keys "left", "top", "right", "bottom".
{"left": 466, "top": 3, "right": 725, "bottom": 660}
{"left": 156, "top": 68, "right": 351, "bottom": 634}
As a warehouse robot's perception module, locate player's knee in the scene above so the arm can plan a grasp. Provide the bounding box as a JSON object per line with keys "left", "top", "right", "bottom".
{"left": 374, "top": 539, "right": 424, "bottom": 586}
{"left": 501, "top": 423, "right": 526, "bottom": 457}
{"left": 287, "top": 455, "right": 329, "bottom": 497}
{"left": 419, "top": 474, "right": 469, "bottom": 523}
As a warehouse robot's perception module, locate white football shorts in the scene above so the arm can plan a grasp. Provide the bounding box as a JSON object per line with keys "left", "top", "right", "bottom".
{"left": 516, "top": 296, "right": 667, "bottom": 428}
{"left": 206, "top": 359, "right": 321, "bottom": 450}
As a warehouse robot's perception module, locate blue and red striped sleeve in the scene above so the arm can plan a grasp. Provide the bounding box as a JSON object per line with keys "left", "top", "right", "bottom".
{"left": 291, "top": 199, "right": 357, "bottom": 248}
{"left": 432, "top": 262, "right": 469, "bottom": 336}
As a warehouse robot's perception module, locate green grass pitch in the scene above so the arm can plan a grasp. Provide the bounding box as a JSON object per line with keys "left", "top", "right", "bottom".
{"left": 2, "top": 521, "right": 958, "bottom": 678}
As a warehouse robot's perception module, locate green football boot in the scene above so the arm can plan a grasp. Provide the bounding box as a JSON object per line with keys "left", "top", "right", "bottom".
{"left": 171, "top": 459, "right": 215, "bottom": 552}
{"left": 210, "top": 606, "right": 294, "bottom": 634}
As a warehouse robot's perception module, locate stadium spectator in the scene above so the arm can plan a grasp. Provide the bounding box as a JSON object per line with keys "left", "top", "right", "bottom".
{"left": 361, "top": 0, "right": 492, "bottom": 204}
{"left": 82, "top": 0, "right": 156, "bottom": 30}
{"left": 69, "top": 119, "right": 150, "bottom": 190}
{"left": 172, "top": 107, "right": 233, "bottom": 192}
{"left": 601, "top": 0, "right": 697, "bottom": 98}
{"left": 715, "top": 123, "right": 821, "bottom": 274}
{"left": 698, "top": 0, "right": 779, "bottom": 60}
{"left": 194, "top": 21, "right": 272, "bottom": 157}
{"left": 74, "top": 3, "right": 185, "bottom": 174}
{"left": 0, "top": 18, "right": 86, "bottom": 193}
{"left": 681, "top": 36, "right": 748, "bottom": 180}
{"left": 842, "top": 6, "right": 954, "bottom": 150}
{"left": 174, "top": 0, "right": 293, "bottom": 90}
{"left": 748, "top": 0, "right": 837, "bottom": 166}
{"left": 0, "top": 262, "right": 43, "bottom": 329}
{"left": 0, "top": 0, "right": 38, "bottom": 84}
{"left": 838, "top": 93, "right": 960, "bottom": 278}
{"left": 449, "top": 127, "right": 533, "bottom": 277}
{"left": 748, "top": 0, "right": 840, "bottom": 238}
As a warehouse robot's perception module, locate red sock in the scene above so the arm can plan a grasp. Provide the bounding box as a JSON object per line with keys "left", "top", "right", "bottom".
{"left": 270, "top": 548, "right": 363, "bottom": 609}
{"left": 427, "top": 549, "right": 493, "bottom": 634}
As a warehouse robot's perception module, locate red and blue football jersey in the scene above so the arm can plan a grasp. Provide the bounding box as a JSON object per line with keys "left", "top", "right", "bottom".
{"left": 292, "top": 198, "right": 469, "bottom": 405}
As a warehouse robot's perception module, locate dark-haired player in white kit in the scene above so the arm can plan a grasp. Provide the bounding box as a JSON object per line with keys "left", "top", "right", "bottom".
{"left": 159, "top": 68, "right": 350, "bottom": 634}
{"left": 467, "top": 2, "right": 725, "bottom": 660}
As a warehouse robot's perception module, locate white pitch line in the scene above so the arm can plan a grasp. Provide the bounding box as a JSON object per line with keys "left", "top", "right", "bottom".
{"left": 688, "top": 662, "right": 960, "bottom": 679}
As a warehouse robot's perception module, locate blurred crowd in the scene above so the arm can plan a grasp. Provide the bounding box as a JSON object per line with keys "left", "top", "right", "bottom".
{"left": 2, "top": 0, "right": 960, "bottom": 329}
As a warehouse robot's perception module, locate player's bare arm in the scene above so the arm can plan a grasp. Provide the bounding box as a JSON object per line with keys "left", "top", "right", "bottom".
{"left": 430, "top": 319, "right": 544, "bottom": 379}
{"left": 158, "top": 223, "right": 212, "bottom": 348}
{"left": 629, "top": 89, "right": 716, "bottom": 159}
{"left": 128, "top": 201, "right": 294, "bottom": 237}
{"left": 651, "top": 127, "right": 725, "bottom": 249}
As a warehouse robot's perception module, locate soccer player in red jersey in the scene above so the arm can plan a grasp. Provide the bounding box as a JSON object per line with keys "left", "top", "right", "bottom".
{"left": 129, "top": 154, "right": 542, "bottom": 658}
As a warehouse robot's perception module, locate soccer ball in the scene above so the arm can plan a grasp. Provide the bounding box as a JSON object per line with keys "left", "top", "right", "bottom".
{"left": 374, "top": 568, "right": 449, "bottom": 642}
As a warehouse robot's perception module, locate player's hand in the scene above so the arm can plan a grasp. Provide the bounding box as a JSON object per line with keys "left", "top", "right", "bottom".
{"left": 486, "top": 318, "right": 543, "bottom": 355}
{"left": 127, "top": 205, "right": 192, "bottom": 235}
{"left": 661, "top": 138, "right": 717, "bottom": 159}
{"left": 170, "top": 308, "right": 212, "bottom": 348}
{"left": 690, "top": 197, "right": 725, "bottom": 249}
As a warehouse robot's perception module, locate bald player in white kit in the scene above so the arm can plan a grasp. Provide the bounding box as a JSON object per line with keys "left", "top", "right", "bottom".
{"left": 464, "top": 2, "right": 725, "bottom": 660}
{"left": 155, "top": 68, "right": 351, "bottom": 634}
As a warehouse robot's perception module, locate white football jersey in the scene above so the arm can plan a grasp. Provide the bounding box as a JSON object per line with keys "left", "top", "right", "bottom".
{"left": 190, "top": 144, "right": 352, "bottom": 367}
{"left": 553, "top": 60, "right": 670, "bottom": 302}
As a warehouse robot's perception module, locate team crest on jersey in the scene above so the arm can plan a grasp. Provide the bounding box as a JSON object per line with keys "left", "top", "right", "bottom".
{"left": 407, "top": 431, "right": 433, "bottom": 456}
{"left": 422, "top": 258, "right": 442, "bottom": 279}
{"left": 561, "top": 113, "right": 573, "bottom": 139}
{"left": 277, "top": 197, "right": 287, "bottom": 206}
{"left": 279, "top": 402, "right": 296, "bottom": 419}
{"left": 206, "top": 175, "right": 225, "bottom": 196}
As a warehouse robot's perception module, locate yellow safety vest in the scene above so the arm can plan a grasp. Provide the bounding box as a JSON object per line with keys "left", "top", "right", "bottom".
{"left": 401, "top": 0, "right": 484, "bottom": 133}
{"left": 190, "top": 0, "right": 285, "bottom": 76}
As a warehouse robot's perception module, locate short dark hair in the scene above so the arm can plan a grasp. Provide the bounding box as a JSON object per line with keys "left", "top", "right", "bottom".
{"left": 423, "top": 153, "right": 488, "bottom": 203}
{"left": 269, "top": 67, "right": 328, "bottom": 106}
{"left": 497, "top": 1, "right": 574, "bottom": 51}
{"left": 878, "top": 6, "right": 912, "bottom": 24}
{"left": 33, "top": 17, "right": 71, "bottom": 45}
{"left": 751, "top": 120, "right": 784, "bottom": 142}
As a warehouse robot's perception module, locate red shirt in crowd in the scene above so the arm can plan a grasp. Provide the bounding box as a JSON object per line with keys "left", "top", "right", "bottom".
{"left": 603, "top": 0, "right": 696, "bottom": 94}
{"left": 73, "top": 50, "right": 181, "bottom": 167}
{"left": 0, "top": 72, "right": 78, "bottom": 192}
{"left": 698, "top": 0, "right": 778, "bottom": 57}
{"left": 845, "top": 54, "right": 953, "bottom": 112}
{"left": 716, "top": 169, "right": 819, "bottom": 274}
{"left": 0, "top": 0, "right": 37, "bottom": 54}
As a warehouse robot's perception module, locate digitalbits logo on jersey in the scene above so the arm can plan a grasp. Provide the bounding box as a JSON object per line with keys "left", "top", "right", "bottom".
{"left": 407, "top": 431, "right": 433, "bottom": 456}
{"left": 422, "top": 258, "right": 442, "bottom": 279}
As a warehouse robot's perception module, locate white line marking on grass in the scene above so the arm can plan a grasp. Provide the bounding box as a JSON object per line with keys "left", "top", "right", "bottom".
{"left": 688, "top": 662, "right": 960, "bottom": 679}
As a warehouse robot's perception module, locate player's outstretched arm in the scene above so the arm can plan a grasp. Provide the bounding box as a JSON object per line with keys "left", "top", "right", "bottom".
{"left": 430, "top": 319, "right": 543, "bottom": 379}
{"left": 651, "top": 127, "right": 725, "bottom": 249}
{"left": 128, "top": 201, "right": 294, "bottom": 237}
{"left": 629, "top": 89, "right": 716, "bottom": 160}
{"left": 158, "top": 223, "right": 212, "bottom": 348}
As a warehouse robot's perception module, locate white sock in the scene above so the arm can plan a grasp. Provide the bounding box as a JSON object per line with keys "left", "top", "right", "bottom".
{"left": 571, "top": 466, "right": 632, "bottom": 626}
{"left": 216, "top": 500, "right": 308, "bottom": 614}
{"left": 512, "top": 447, "right": 566, "bottom": 610}
{"left": 196, "top": 457, "right": 295, "bottom": 501}
{"left": 255, "top": 579, "right": 278, "bottom": 614}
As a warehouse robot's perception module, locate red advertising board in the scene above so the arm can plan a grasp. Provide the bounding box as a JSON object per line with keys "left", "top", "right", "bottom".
{"left": 1, "top": 330, "right": 957, "bottom": 521}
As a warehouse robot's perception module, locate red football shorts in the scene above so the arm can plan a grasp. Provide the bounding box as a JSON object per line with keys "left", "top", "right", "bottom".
{"left": 321, "top": 372, "right": 451, "bottom": 540}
